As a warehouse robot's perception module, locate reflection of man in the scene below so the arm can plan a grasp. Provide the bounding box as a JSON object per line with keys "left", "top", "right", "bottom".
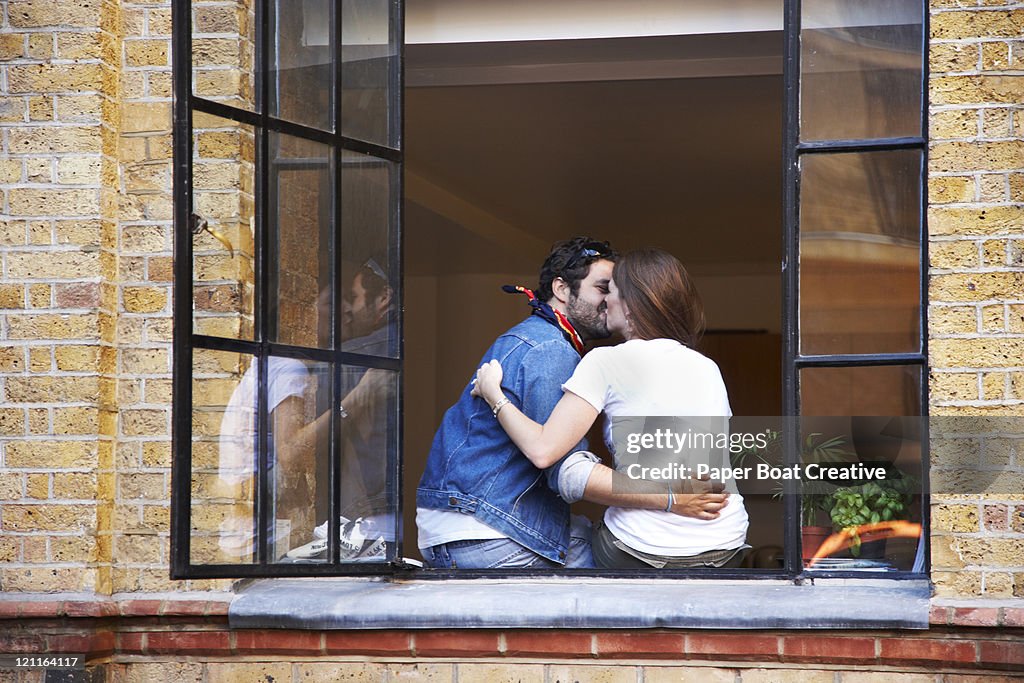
{"left": 417, "top": 237, "right": 617, "bottom": 568}
{"left": 337, "top": 258, "right": 396, "bottom": 545}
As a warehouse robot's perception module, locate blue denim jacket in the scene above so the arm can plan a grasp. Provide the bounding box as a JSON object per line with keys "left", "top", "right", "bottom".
{"left": 417, "top": 315, "right": 585, "bottom": 563}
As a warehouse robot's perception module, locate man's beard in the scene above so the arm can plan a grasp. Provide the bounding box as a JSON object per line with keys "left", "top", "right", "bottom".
{"left": 566, "top": 294, "right": 610, "bottom": 341}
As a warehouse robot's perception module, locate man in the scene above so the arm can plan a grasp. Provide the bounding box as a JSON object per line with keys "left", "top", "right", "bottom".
{"left": 417, "top": 237, "right": 726, "bottom": 569}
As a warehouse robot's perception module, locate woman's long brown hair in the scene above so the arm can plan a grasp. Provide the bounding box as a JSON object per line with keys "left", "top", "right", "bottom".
{"left": 613, "top": 248, "right": 706, "bottom": 348}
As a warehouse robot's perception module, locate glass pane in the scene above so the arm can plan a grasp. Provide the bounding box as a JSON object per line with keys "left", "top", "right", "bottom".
{"left": 796, "top": 413, "right": 923, "bottom": 572}
{"left": 800, "top": 0, "right": 922, "bottom": 141}
{"left": 341, "top": 151, "right": 398, "bottom": 357}
{"left": 342, "top": 0, "right": 399, "bottom": 148}
{"left": 269, "top": 0, "right": 334, "bottom": 131}
{"left": 269, "top": 358, "right": 333, "bottom": 564}
{"left": 801, "top": 365, "right": 921, "bottom": 417}
{"left": 192, "top": 0, "right": 257, "bottom": 110}
{"left": 269, "top": 134, "right": 335, "bottom": 348}
{"left": 338, "top": 365, "right": 399, "bottom": 559}
{"left": 192, "top": 113, "right": 256, "bottom": 340}
{"left": 191, "top": 349, "right": 256, "bottom": 564}
{"left": 799, "top": 151, "right": 921, "bottom": 355}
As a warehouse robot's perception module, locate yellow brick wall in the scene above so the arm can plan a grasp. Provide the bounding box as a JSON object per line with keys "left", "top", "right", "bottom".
{"left": 927, "top": 3, "right": 1024, "bottom": 599}
{"left": 0, "top": 0, "right": 1022, "bottom": 604}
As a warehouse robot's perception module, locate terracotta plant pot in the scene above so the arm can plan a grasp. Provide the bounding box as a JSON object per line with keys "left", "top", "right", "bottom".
{"left": 801, "top": 525, "right": 832, "bottom": 562}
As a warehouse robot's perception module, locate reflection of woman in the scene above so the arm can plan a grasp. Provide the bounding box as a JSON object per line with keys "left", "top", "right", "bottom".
{"left": 474, "top": 248, "right": 749, "bottom": 568}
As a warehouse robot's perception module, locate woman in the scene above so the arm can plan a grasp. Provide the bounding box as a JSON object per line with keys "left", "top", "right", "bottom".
{"left": 472, "top": 248, "right": 749, "bottom": 568}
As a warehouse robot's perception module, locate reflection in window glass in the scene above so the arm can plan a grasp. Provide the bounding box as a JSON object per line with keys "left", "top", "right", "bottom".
{"left": 191, "top": 0, "right": 257, "bottom": 110}
{"left": 341, "top": 150, "right": 399, "bottom": 358}
{"left": 269, "top": 133, "right": 335, "bottom": 348}
{"left": 191, "top": 350, "right": 257, "bottom": 564}
{"left": 337, "top": 366, "right": 399, "bottom": 560}
{"left": 268, "top": 358, "right": 332, "bottom": 564}
{"left": 192, "top": 112, "right": 256, "bottom": 340}
{"left": 342, "top": 0, "right": 399, "bottom": 148}
{"left": 799, "top": 151, "right": 921, "bottom": 355}
{"left": 800, "top": 365, "right": 921, "bottom": 417}
{"left": 801, "top": 0, "right": 922, "bottom": 141}
{"left": 270, "top": 0, "right": 334, "bottom": 131}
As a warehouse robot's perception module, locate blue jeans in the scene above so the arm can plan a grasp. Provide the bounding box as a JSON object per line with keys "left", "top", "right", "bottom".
{"left": 422, "top": 515, "right": 594, "bottom": 569}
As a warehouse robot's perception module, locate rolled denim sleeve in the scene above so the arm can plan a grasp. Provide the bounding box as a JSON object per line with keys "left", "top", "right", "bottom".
{"left": 554, "top": 450, "right": 600, "bottom": 503}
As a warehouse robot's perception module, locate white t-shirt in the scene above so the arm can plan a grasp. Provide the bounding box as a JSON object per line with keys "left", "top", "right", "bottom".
{"left": 562, "top": 338, "right": 749, "bottom": 556}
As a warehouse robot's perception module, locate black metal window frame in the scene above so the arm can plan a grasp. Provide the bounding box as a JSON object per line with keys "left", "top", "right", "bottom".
{"left": 171, "top": 0, "right": 406, "bottom": 579}
{"left": 171, "top": 0, "right": 930, "bottom": 580}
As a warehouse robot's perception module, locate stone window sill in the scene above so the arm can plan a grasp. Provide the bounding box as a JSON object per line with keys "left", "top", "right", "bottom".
{"left": 229, "top": 577, "right": 931, "bottom": 630}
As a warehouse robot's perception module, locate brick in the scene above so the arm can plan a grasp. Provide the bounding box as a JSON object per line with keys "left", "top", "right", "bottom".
{"left": 932, "top": 140, "right": 1024, "bottom": 172}
{"left": 931, "top": 372, "right": 979, "bottom": 401}
{"left": 120, "top": 348, "right": 168, "bottom": 374}
{"left": 27, "top": 32, "right": 53, "bottom": 59}
{"left": 974, "top": 643, "right": 1024, "bottom": 671}
{"left": 930, "top": 338, "right": 1024, "bottom": 367}
{"left": 0, "top": 284, "right": 25, "bottom": 309}
{"left": 415, "top": 630, "right": 501, "bottom": 657}
{"left": 932, "top": 10, "right": 1024, "bottom": 40}
{"left": 125, "top": 39, "right": 169, "bottom": 67}
{"left": 745, "top": 670, "right": 833, "bottom": 683}
{"left": 8, "top": 0, "right": 103, "bottom": 29}
{"left": 879, "top": 638, "right": 976, "bottom": 666}
{"left": 56, "top": 156, "right": 102, "bottom": 185}
{"left": 984, "top": 503, "right": 1010, "bottom": 530}
{"left": 5, "top": 375, "right": 99, "bottom": 403}
{"left": 505, "top": 631, "right": 592, "bottom": 657}
{"left": 233, "top": 630, "right": 322, "bottom": 655}
{"left": 29, "top": 283, "right": 51, "bottom": 307}
{"left": 931, "top": 43, "right": 979, "bottom": 73}
{"left": 6, "top": 251, "right": 99, "bottom": 279}
{"left": 386, "top": 664, "right": 455, "bottom": 683}
{"left": 932, "top": 75, "right": 1024, "bottom": 108}
{"left": 8, "top": 63, "right": 106, "bottom": 94}
{"left": 929, "top": 177, "right": 976, "bottom": 205}
{"left": 457, "top": 664, "right": 544, "bottom": 683}
{"left": 1, "top": 503, "right": 95, "bottom": 531}
{"left": 288, "top": 662, "right": 384, "bottom": 683}
{"left": 595, "top": 633, "right": 685, "bottom": 659}
{"left": 929, "top": 206, "right": 1024, "bottom": 236}
{"left": 325, "top": 631, "right": 411, "bottom": 656}
{"left": 118, "top": 663, "right": 203, "bottom": 683}
{"left": 932, "top": 272, "right": 1024, "bottom": 302}
{"left": 8, "top": 188, "right": 99, "bottom": 217}
{"left": 981, "top": 370, "right": 1005, "bottom": 398}
{"left": 4, "top": 440, "right": 97, "bottom": 468}
{"left": 982, "top": 108, "right": 1012, "bottom": 138}
{"left": 144, "top": 630, "right": 231, "bottom": 655}
{"left": 120, "top": 102, "right": 170, "bottom": 133}
{"left": 951, "top": 607, "right": 1001, "bottom": 626}
{"left": 1003, "top": 607, "right": 1024, "bottom": 627}
{"left": 547, "top": 665, "right": 636, "bottom": 683}
{"left": 123, "top": 286, "right": 167, "bottom": 313}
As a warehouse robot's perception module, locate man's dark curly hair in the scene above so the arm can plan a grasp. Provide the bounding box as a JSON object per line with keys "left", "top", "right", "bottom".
{"left": 536, "top": 237, "right": 617, "bottom": 303}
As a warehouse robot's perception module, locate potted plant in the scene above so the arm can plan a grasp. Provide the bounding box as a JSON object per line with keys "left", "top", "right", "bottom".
{"left": 733, "top": 431, "right": 853, "bottom": 561}
{"left": 828, "top": 477, "right": 915, "bottom": 557}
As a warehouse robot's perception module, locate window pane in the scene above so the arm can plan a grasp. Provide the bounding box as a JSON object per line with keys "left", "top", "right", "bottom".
{"left": 800, "top": 0, "right": 922, "bottom": 141}
{"left": 800, "top": 365, "right": 921, "bottom": 417}
{"left": 342, "top": 0, "right": 399, "bottom": 148}
{"left": 191, "top": 349, "right": 257, "bottom": 565}
{"left": 192, "top": 113, "right": 256, "bottom": 340}
{"left": 269, "top": 358, "right": 333, "bottom": 564}
{"left": 270, "top": 0, "right": 334, "bottom": 131}
{"left": 269, "top": 134, "right": 335, "bottom": 348}
{"left": 192, "top": 0, "right": 256, "bottom": 110}
{"left": 799, "top": 150, "right": 921, "bottom": 355}
{"left": 341, "top": 151, "right": 398, "bottom": 358}
{"left": 338, "top": 365, "right": 399, "bottom": 560}
{"left": 796, "top": 413, "right": 924, "bottom": 572}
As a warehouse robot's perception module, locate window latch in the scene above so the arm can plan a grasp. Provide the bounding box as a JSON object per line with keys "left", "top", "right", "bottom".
{"left": 190, "top": 212, "right": 235, "bottom": 258}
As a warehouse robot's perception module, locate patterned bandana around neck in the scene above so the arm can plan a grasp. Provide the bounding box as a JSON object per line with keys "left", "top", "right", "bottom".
{"left": 502, "top": 285, "right": 584, "bottom": 355}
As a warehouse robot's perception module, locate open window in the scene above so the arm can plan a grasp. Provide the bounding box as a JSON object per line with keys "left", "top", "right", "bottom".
{"left": 172, "top": 0, "right": 927, "bottom": 579}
